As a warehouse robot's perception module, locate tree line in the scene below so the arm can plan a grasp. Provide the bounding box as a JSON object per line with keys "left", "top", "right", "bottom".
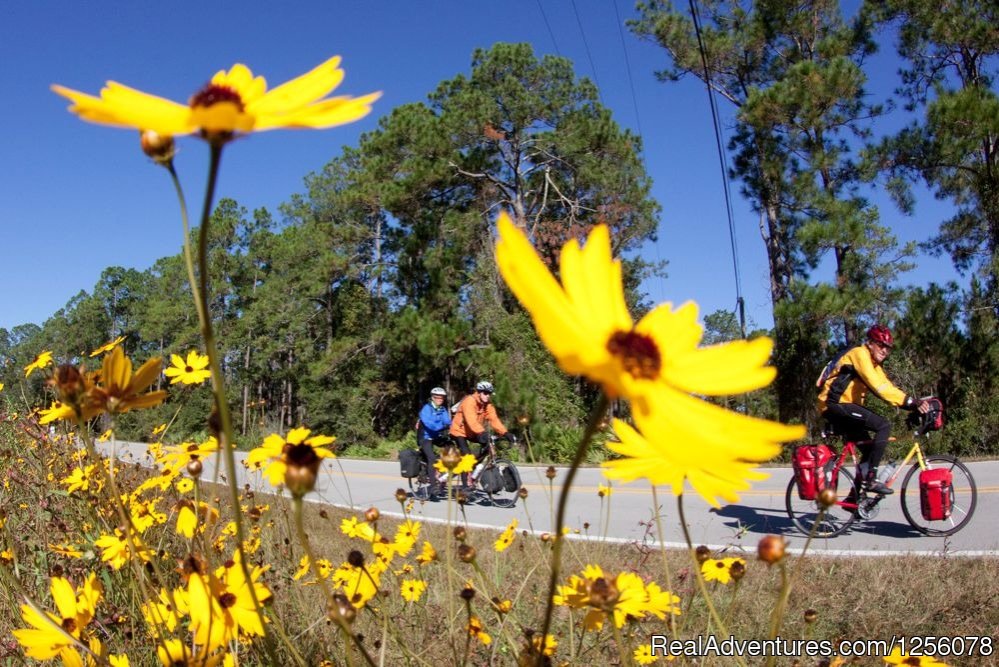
{"left": 1, "top": 3, "right": 997, "bottom": 457}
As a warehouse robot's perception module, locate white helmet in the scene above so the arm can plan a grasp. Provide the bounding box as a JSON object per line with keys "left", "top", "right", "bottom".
{"left": 475, "top": 381, "right": 494, "bottom": 393}
{"left": 430, "top": 387, "right": 447, "bottom": 397}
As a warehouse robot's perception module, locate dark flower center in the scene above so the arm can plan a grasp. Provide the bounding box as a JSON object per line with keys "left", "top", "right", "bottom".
{"left": 62, "top": 617, "right": 77, "bottom": 633}
{"left": 219, "top": 592, "right": 237, "bottom": 609}
{"left": 606, "top": 331, "right": 661, "bottom": 380}
{"left": 286, "top": 443, "right": 320, "bottom": 468}
{"left": 190, "top": 84, "right": 244, "bottom": 111}
{"left": 185, "top": 366, "right": 194, "bottom": 373}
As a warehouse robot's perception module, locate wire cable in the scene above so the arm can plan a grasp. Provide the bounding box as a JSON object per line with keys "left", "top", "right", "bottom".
{"left": 613, "top": 0, "right": 645, "bottom": 145}
{"left": 570, "top": 0, "right": 602, "bottom": 97}
{"left": 535, "top": 0, "right": 562, "bottom": 57}
{"left": 688, "top": 0, "right": 746, "bottom": 337}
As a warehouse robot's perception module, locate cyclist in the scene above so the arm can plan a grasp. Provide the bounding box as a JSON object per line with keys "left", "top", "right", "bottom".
{"left": 449, "top": 381, "right": 514, "bottom": 486}
{"left": 417, "top": 387, "right": 452, "bottom": 494}
{"left": 817, "top": 324, "right": 930, "bottom": 495}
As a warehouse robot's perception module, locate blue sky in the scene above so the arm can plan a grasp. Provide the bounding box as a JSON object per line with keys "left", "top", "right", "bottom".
{"left": 0, "top": 1, "right": 961, "bottom": 334}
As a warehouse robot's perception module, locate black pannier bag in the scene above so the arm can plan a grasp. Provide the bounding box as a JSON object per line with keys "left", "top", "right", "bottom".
{"left": 479, "top": 467, "right": 504, "bottom": 494}
{"left": 501, "top": 463, "right": 521, "bottom": 492}
{"left": 399, "top": 449, "right": 421, "bottom": 478}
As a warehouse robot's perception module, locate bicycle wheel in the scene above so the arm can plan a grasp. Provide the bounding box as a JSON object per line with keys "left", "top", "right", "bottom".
{"left": 484, "top": 459, "right": 520, "bottom": 508}
{"left": 409, "top": 462, "right": 433, "bottom": 501}
{"left": 900, "top": 454, "right": 977, "bottom": 536}
{"left": 785, "top": 465, "right": 860, "bottom": 537}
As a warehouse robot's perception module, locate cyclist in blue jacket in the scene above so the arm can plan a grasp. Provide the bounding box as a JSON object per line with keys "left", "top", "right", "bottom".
{"left": 418, "top": 387, "right": 452, "bottom": 493}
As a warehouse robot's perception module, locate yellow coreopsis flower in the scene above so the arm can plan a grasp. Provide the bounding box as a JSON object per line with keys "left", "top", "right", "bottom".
{"left": 416, "top": 540, "right": 437, "bottom": 565}
{"left": 882, "top": 648, "right": 950, "bottom": 666}
{"left": 87, "top": 347, "right": 166, "bottom": 415}
{"left": 434, "top": 453, "right": 476, "bottom": 475}
{"left": 467, "top": 615, "right": 492, "bottom": 645}
{"left": 495, "top": 213, "right": 804, "bottom": 505}
{"left": 292, "top": 555, "right": 332, "bottom": 583}
{"left": 554, "top": 565, "right": 679, "bottom": 631}
{"left": 89, "top": 336, "right": 126, "bottom": 357}
{"left": 53, "top": 57, "right": 381, "bottom": 143}
{"left": 48, "top": 543, "right": 83, "bottom": 559}
{"left": 13, "top": 573, "right": 102, "bottom": 661}
{"left": 141, "top": 587, "right": 189, "bottom": 637}
{"left": 39, "top": 401, "right": 75, "bottom": 425}
{"left": 175, "top": 501, "right": 220, "bottom": 539}
{"left": 188, "top": 552, "right": 271, "bottom": 649}
{"left": 94, "top": 529, "right": 151, "bottom": 570}
{"left": 701, "top": 557, "right": 745, "bottom": 585}
{"left": 245, "top": 426, "right": 336, "bottom": 488}
{"left": 494, "top": 519, "right": 518, "bottom": 552}
{"left": 24, "top": 351, "right": 54, "bottom": 377}
{"left": 164, "top": 350, "right": 212, "bottom": 385}
{"left": 400, "top": 579, "right": 427, "bottom": 603}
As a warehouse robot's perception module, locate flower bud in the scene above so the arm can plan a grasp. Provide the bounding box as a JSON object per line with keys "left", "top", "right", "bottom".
{"left": 347, "top": 550, "right": 365, "bottom": 568}
{"left": 460, "top": 586, "right": 476, "bottom": 602}
{"left": 804, "top": 608, "right": 818, "bottom": 624}
{"left": 694, "top": 545, "right": 712, "bottom": 564}
{"left": 186, "top": 459, "right": 203, "bottom": 478}
{"left": 328, "top": 593, "right": 356, "bottom": 624}
{"left": 517, "top": 415, "right": 530, "bottom": 426}
{"left": 440, "top": 447, "right": 462, "bottom": 470}
{"left": 518, "top": 486, "right": 528, "bottom": 499}
{"left": 364, "top": 507, "right": 380, "bottom": 523}
{"left": 51, "top": 364, "right": 86, "bottom": 406}
{"left": 729, "top": 560, "right": 746, "bottom": 581}
{"left": 545, "top": 466, "right": 557, "bottom": 480}
{"left": 453, "top": 526, "right": 467, "bottom": 542}
{"left": 817, "top": 487, "right": 838, "bottom": 509}
{"left": 395, "top": 488, "right": 408, "bottom": 503}
{"left": 140, "top": 130, "right": 176, "bottom": 165}
{"left": 458, "top": 544, "right": 477, "bottom": 563}
{"left": 757, "top": 535, "right": 787, "bottom": 565}
{"left": 586, "top": 577, "right": 619, "bottom": 610}
{"left": 284, "top": 444, "right": 321, "bottom": 497}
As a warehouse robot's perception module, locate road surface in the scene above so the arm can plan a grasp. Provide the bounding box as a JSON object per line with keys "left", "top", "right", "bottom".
{"left": 100, "top": 441, "right": 999, "bottom": 557}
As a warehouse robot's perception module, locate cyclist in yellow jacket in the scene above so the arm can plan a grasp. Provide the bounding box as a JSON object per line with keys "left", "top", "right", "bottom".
{"left": 817, "top": 325, "right": 929, "bottom": 495}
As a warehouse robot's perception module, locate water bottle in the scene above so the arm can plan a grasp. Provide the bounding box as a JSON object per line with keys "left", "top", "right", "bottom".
{"left": 877, "top": 461, "right": 897, "bottom": 484}
{"left": 471, "top": 462, "right": 484, "bottom": 481}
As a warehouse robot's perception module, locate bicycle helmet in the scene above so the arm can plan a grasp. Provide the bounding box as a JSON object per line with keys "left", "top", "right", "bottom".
{"left": 475, "top": 381, "right": 494, "bottom": 393}
{"left": 866, "top": 324, "right": 894, "bottom": 348}
{"left": 430, "top": 387, "right": 447, "bottom": 397}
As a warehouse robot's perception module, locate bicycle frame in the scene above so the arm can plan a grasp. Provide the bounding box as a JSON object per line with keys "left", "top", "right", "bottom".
{"left": 829, "top": 434, "right": 928, "bottom": 512}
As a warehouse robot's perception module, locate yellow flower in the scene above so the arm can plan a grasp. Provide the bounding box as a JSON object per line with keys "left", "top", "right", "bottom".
{"left": 701, "top": 557, "right": 745, "bottom": 585}
{"left": 161, "top": 437, "right": 220, "bottom": 472}
{"left": 245, "top": 426, "right": 336, "bottom": 488}
{"left": 635, "top": 644, "right": 672, "bottom": 664}
{"left": 532, "top": 634, "right": 558, "bottom": 657}
{"left": 97, "top": 429, "right": 113, "bottom": 442}
{"left": 175, "top": 501, "right": 220, "bottom": 539}
{"left": 141, "top": 587, "right": 189, "bottom": 637}
{"left": 400, "top": 579, "right": 427, "bottom": 603}
{"left": 94, "top": 529, "right": 151, "bottom": 570}
{"left": 130, "top": 498, "right": 167, "bottom": 534}
{"left": 495, "top": 213, "right": 804, "bottom": 505}
{"left": 467, "top": 615, "right": 492, "bottom": 645}
{"left": 416, "top": 541, "right": 438, "bottom": 565}
{"left": 434, "top": 453, "right": 476, "bottom": 475}
{"left": 292, "top": 555, "right": 332, "bottom": 582}
{"left": 598, "top": 483, "right": 613, "bottom": 498}
{"left": 151, "top": 423, "right": 167, "bottom": 436}
{"left": 49, "top": 543, "right": 83, "bottom": 559}
{"left": 24, "top": 351, "right": 53, "bottom": 377}
{"left": 332, "top": 560, "right": 383, "bottom": 609}
{"left": 13, "top": 573, "right": 102, "bottom": 660}
{"left": 155, "top": 639, "right": 227, "bottom": 667}
{"left": 883, "top": 647, "right": 950, "bottom": 666}
{"left": 494, "top": 519, "right": 518, "bottom": 552}
{"left": 87, "top": 347, "right": 166, "bottom": 415}
{"left": 61, "top": 465, "right": 103, "bottom": 494}
{"left": 39, "top": 401, "right": 75, "bottom": 425}
{"left": 53, "top": 57, "right": 381, "bottom": 142}
{"left": 0, "top": 382, "right": 5, "bottom": 391}
{"left": 89, "top": 336, "right": 125, "bottom": 357}
{"left": 554, "top": 565, "right": 679, "bottom": 630}
{"left": 188, "top": 551, "right": 271, "bottom": 649}
{"left": 164, "top": 350, "right": 212, "bottom": 385}
{"left": 340, "top": 516, "right": 378, "bottom": 541}
{"left": 175, "top": 478, "right": 195, "bottom": 494}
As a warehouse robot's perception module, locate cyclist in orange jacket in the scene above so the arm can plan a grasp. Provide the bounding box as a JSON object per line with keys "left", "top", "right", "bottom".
{"left": 449, "top": 381, "right": 512, "bottom": 485}
{"left": 817, "top": 325, "right": 929, "bottom": 494}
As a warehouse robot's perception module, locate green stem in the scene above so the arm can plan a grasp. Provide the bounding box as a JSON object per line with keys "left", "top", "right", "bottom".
{"left": 677, "top": 495, "right": 748, "bottom": 667}
{"left": 650, "top": 485, "right": 678, "bottom": 636}
{"left": 536, "top": 393, "right": 608, "bottom": 664}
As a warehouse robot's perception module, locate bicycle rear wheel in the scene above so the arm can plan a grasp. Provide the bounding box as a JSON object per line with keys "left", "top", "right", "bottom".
{"left": 900, "top": 454, "right": 977, "bottom": 536}
{"left": 484, "top": 458, "right": 520, "bottom": 508}
{"left": 409, "top": 462, "right": 434, "bottom": 501}
{"left": 785, "top": 465, "right": 860, "bottom": 537}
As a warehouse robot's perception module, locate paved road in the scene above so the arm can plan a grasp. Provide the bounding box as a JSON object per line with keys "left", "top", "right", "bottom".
{"left": 101, "top": 441, "right": 999, "bottom": 557}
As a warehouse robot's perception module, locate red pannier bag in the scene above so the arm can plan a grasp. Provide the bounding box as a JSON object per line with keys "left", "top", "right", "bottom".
{"left": 792, "top": 444, "right": 835, "bottom": 500}
{"left": 919, "top": 468, "right": 953, "bottom": 521}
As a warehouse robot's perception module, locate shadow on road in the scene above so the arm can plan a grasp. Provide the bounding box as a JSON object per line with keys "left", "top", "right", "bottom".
{"left": 711, "top": 505, "right": 930, "bottom": 540}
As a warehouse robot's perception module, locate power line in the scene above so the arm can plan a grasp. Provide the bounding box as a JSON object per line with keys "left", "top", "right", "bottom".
{"left": 535, "top": 0, "right": 562, "bottom": 57}
{"left": 612, "top": 0, "right": 645, "bottom": 145}
{"left": 570, "top": 0, "right": 602, "bottom": 97}
{"left": 688, "top": 0, "right": 746, "bottom": 337}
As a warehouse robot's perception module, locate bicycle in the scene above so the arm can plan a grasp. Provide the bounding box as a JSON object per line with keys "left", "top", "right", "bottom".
{"left": 407, "top": 434, "right": 522, "bottom": 508}
{"left": 786, "top": 398, "right": 978, "bottom": 537}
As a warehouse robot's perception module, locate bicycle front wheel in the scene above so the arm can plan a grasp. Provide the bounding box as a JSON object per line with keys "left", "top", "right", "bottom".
{"left": 785, "top": 465, "right": 859, "bottom": 538}
{"left": 484, "top": 459, "right": 520, "bottom": 508}
{"left": 900, "top": 454, "right": 977, "bottom": 536}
